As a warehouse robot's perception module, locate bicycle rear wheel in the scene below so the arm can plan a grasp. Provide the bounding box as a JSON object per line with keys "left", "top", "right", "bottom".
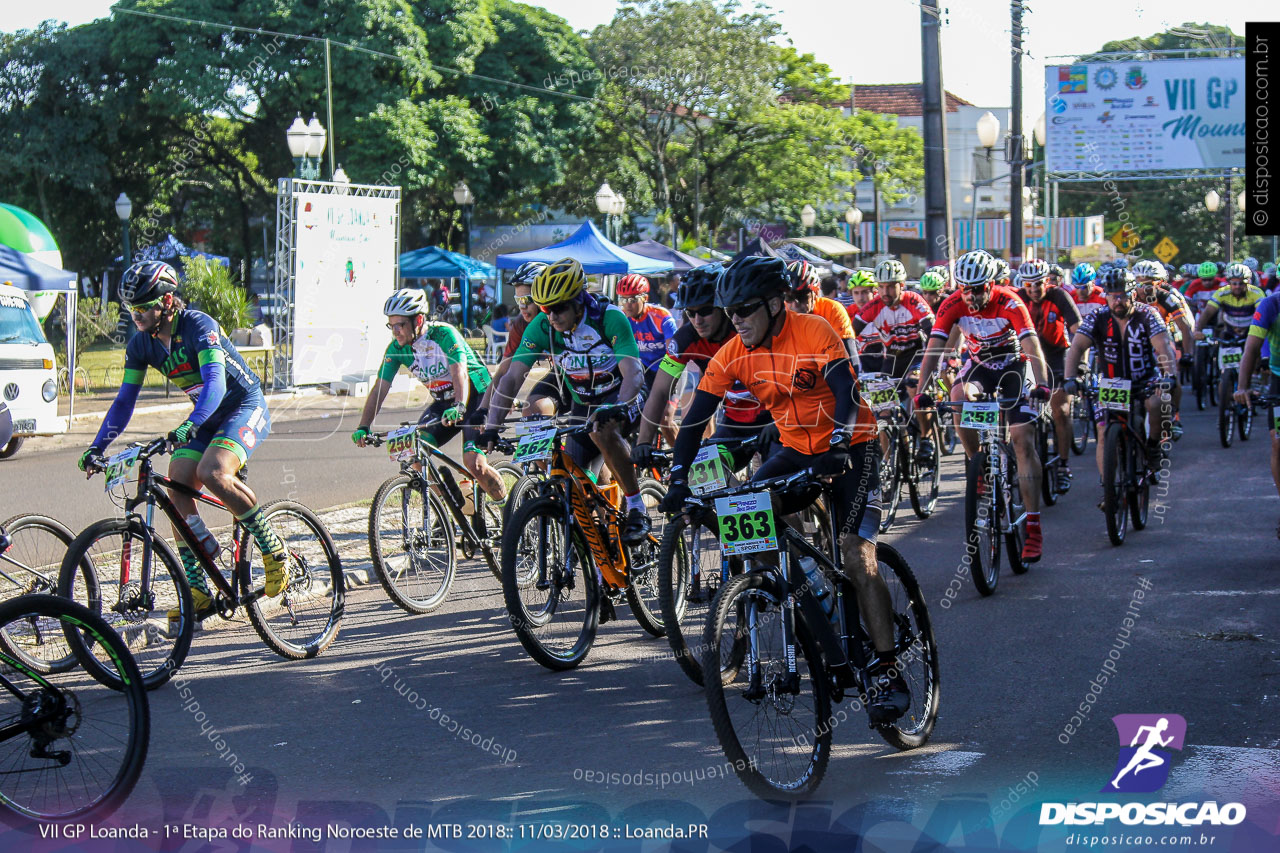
{"left": 368, "top": 475, "right": 457, "bottom": 613}
{"left": 1038, "top": 418, "right": 1059, "bottom": 507}
{"left": 58, "top": 518, "right": 193, "bottom": 690}
{"left": 0, "top": 515, "right": 78, "bottom": 673}
{"left": 878, "top": 431, "right": 902, "bottom": 533}
{"left": 0, "top": 595, "right": 149, "bottom": 829}
{"left": 501, "top": 496, "right": 599, "bottom": 670}
{"left": 624, "top": 482, "right": 668, "bottom": 637}
{"left": 245, "top": 500, "right": 344, "bottom": 660}
{"left": 1218, "top": 372, "right": 1236, "bottom": 448}
{"left": 657, "top": 514, "right": 730, "bottom": 686}
{"left": 1070, "top": 392, "right": 1092, "bottom": 455}
{"left": 871, "top": 544, "right": 940, "bottom": 750}
{"left": 703, "top": 570, "right": 831, "bottom": 800}
{"left": 966, "top": 452, "right": 1000, "bottom": 596}
{"left": 908, "top": 431, "right": 941, "bottom": 518}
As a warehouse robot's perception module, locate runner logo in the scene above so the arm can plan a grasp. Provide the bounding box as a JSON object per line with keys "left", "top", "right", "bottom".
{"left": 1104, "top": 713, "right": 1185, "bottom": 793}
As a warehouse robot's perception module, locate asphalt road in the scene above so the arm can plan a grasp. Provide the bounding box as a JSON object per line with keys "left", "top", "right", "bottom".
{"left": 1, "top": 396, "right": 1278, "bottom": 850}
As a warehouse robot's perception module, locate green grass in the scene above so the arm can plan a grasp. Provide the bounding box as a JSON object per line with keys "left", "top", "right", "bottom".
{"left": 65, "top": 341, "right": 170, "bottom": 390}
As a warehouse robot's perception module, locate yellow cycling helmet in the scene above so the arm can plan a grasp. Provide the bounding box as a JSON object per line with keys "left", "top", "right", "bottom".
{"left": 531, "top": 258, "right": 586, "bottom": 306}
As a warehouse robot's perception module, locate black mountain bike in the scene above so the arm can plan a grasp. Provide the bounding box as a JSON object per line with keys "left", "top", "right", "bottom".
{"left": 863, "top": 372, "right": 940, "bottom": 531}
{"left": 0, "top": 515, "right": 89, "bottom": 673}
{"left": 1194, "top": 333, "right": 1220, "bottom": 411}
{"left": 65, "top": 437, "right": 344, "bottom": 689}
{"left": 1035, "top": 405, "right": 1069, "bottom": 507}
{"left": 1070, "top": 363, "right": 1094, "bottom": 455}
{"left": 939, "top": 396, "right": 1028, "bottom": 596}
{"left": 0, "top": 594, "right": 148, "bottom": 828}
{"left": 1098, "top": 377, "right": 1165, "bottom": 546}
{"left": 694, "top": 470, "right": 939, "bottom": 800}
{"left": 1215, "top": 337, "right": 1253, "bottom": 448}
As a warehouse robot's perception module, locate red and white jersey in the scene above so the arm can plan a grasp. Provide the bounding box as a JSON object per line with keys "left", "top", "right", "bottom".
{"left": 931, "top": 285, "right": 1035, "bottom": 366}
{"left": 856, "top": 291, "right": 934, "bottom": 351}
{"left": 1069, "top": 284, "right": 1108, "bottom": 320}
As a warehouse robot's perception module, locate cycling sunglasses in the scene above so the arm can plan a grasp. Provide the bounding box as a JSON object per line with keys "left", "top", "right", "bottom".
{"left": 127, "top": 297, "right": 165, "bottom": 314}
{"left": 540, "top": 300, "right": 577, "bottom": 315}
{"left": 514, "top": 295, "right": 535, "bottom": 307}
{"left": 726, "top": 300, "right": 767, "bottom": 319}
{"left": 684, "top": 305, "right": 718, "bottom": 319}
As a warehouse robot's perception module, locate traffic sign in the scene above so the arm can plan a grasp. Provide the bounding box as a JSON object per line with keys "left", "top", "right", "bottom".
{"left": 1153, "top": 236, "right": 1179, "bottom": 264}
{"left": 1109, "top": 225, "right": 1141, "bottom": 253}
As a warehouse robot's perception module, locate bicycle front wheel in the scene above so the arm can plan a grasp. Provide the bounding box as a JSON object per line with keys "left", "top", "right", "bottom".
{"left": 1070, "top": 392, "right": 1092, "bottom": 455}
{"left": 871, "top": 544, "right": 940, "bottom": 750}
{"left": 1102, "top": 423, "right": 1129, "bottom": 546}
{"left": 965, "top": 452, "right": 1000, "bottom": 596}
{"left": 245, "top": 500, "right": 344, "bottom": 660}
{"left": 368, "top": 475, "right": 457, "bottom": 613}
{"left": 501, "top": 496, "right": 599, "bottom": 670}
{"left": 623, "top": 480, "right": 667, "bottom": 637}
{"left": 878, "top": 431, "right": 902, "bottom": 533}
{"left": 703, "top": 570, "right": 831, "bottom": 800}
{"left": 58, "top": 518, "right": 193, "bottom": 690}
{"left": 0, "top": 595, "right": 149, "bottom": 829}
{"left": 0, "top": 514, "right": 78, "bottom": 673}
{"left": 656, "top": 514, "right": 727, "bottom": 686}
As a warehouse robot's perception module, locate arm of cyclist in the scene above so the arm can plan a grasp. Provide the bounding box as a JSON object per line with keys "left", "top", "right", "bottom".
{"left": 660, "top": 388, "right": 722, "bottom": 512}
{"left": 352, "top": 377, "right": 392, "bottom": 446}
{"left": 480, "top": 359, "right": 533, "bottom": 449}
{"left": 1152, "top": 329, "right": 1178, "bottom": 381}
{"left": 441, "top": 362, "right": 471, "bottom": 426}
{"left": 1021, "top": 333, "right": 1051, "bottom": 395}
{"left": 1194, "top": 302, "right": 1218, "bottom": 338}
{"left": 180, "top": 358, "right": 227, "bottom": 437}
{"left": 80, "top": 379, "right": 142, "bottom": 472}
{"left": 1062, "top": 330, "right": 1092, "bottom": 396}
{"left": 635, "top": 357, "right": 680, "bottom": 447}
{"left": 915, "top": 326, "right": 962, "bottom": 406}
{"left": 1234, "top": 334, "right": 1266, "bottom": 405}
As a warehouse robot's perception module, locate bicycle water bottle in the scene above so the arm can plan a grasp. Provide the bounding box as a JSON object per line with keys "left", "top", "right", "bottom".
{"left": 185, "top": 514, "right": 220, "bottom": 562}
{"left": 799, "top": 556, "right": 835, "bottom": 621}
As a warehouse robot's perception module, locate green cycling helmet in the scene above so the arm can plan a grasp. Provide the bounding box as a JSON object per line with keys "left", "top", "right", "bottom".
{"left": 920, "top": 271, "right": 945, "bottom": 291}
{"left": 1197, "top": 261, "right": 1218, "bottom": 278}
{"left": 848, "top": 269, "right": 876, "bottom": 289}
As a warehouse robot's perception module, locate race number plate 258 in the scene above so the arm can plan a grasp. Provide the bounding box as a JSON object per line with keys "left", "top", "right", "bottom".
{"left": 104, "top": 447, "right": 141, "bottom": 492}
{"left": 385, "top": 425, "right": 416, "bottom": 463}
{"left": 714, "top": 491, "right": 777, "bottom": 556}
{"left": 1098, "top": 377, "right": 1132, "bottom": 412}
{"left": 960, "top": 401, "right": 1000, "bottom": 431}
{"left": 513, "top": 427, "right": 556, "bottom": 463}
{"left": 689, "top": 445, "right": 728, "bottom": 496}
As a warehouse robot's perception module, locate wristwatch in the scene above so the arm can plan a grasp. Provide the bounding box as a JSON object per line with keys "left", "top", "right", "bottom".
{"left": 829, "top": 428, "right": 851, "bottom": 448}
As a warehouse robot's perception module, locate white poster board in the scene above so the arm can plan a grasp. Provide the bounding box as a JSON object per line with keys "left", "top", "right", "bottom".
{"left": 291, "top": 190, "right": 398, "bottom": 386}
{"left": 1045, "top": 58, "right": 1245, "bottom": 174}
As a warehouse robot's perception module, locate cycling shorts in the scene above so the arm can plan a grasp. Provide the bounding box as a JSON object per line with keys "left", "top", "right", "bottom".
{"left": 174, "top": 393, "right": 271, "bottom": 467}
{"left": 710, "top": 413, "right": 776, "bottom": 472}
{"left": 750, "top": 441, "right": 880, "bottom": 544}
{"left": 956, "top": 358, "right": 1037, "bottom": 426}
{"left": 527, "top": 371, "right": 569, "bottom": 412}
{"left": 418, "top": 384, "right": 484, "bottom": 449}
{"left": 1042, "top": 346, "right": 1066, "bottom": 386}
{"left": 562, "top": 388, "right": 646, "bottom": 472}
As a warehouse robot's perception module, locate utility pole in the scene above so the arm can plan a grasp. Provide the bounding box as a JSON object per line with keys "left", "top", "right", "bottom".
{"left": 1225, "top": 176, "right": 1234, "bottom": 262}
{"left": 1009, "top": 0, "right": 1025, "bottom": 265}
{"left": 920, "top": 0, "right": 953, "bottom": 266}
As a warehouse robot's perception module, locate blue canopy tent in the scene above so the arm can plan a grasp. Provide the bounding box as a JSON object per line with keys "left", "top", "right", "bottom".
{"left": 399, "top": 246, "right": 497, "bottom": 329}
{"left": 114, "top": 234, "right": 229, "bottom": 278}
{"left": 496, "top": 221, "right": 673, "bottom": 276}
{"left": 621, "top": 240, "right": 704, "bottom": 274}
{"left": 0, "top": 245, "right": 79, "bottom": 424}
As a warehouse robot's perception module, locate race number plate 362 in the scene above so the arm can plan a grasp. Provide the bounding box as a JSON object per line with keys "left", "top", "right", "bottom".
{"left": 689, "top": 445, "right": 728, "bottom": 495}
{"left": 714, "top": 491, "right": 777, "bottom": 556}
{"left": 1098, "top": 377, "right": 1132, "bottom": 412}
{"left": 513, "top": 426, "right": 556, "bottom": 463}
{"left": 385, "top": 425, "right": 416, "bottom": 463}
{"left": 960, "top": 401, "right": 1000, "bottom": 431}
{"left": 104, "top": 447, "right": 141, "bottom": 492}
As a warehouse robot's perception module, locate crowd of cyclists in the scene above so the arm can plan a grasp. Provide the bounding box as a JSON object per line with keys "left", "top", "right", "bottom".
{"left": 33, "top": 247, "right": 1274, "bottom": 799}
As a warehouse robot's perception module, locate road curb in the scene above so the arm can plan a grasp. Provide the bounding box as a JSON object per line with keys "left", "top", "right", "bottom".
{"left": 61, "top": 388, "right": 327, "bottom": 427}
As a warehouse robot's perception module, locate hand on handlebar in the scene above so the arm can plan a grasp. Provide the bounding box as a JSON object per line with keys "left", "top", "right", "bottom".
{"left": 1233, "top": 387, "right": 1253, "bottom": 406}
{"left": 659, "top": 481, "right": 693, "bottom": 514}
{"left": 630, "top": 441, "right": 657, "bottom": 468}
{"left": 352, "top": 426, "right": 370, "bottom": 447}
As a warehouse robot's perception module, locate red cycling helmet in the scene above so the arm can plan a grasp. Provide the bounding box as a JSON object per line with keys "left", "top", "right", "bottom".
{"left": 616, "top": 274, "right": 650, "bottom": 297}
{"left": 785, "top": 260, "right": 822, "bottom": 294}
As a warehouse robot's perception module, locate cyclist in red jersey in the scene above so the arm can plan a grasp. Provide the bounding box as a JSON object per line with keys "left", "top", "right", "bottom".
{"left": 917, "top": 250, "right": 1052, "bottom": 562}
{"left": 1016, "top": 259, "right": 1081, "bottom": 492}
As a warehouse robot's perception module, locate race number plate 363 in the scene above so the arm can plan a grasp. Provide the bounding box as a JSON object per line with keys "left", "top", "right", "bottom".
{"left": 104, "top": 447, "right": 141, "bottom": 492}
{"left": 385, "top": 425, "right": 416, "bottom": 463}
{"left": 513, "top": 427, "right": 556, "bottom": 463}
{"left": 714, "top": 491, "right": 777, "bottom": 556}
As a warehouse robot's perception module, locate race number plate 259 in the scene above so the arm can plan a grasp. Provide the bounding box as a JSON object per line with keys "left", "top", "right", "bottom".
{"left": 689, "top": 445, "right": 728, "bottom": 496}
{"left": 1098, "top": 377, "right": 1132, "bottom": 412}
{"left": 960, "top": 401, "right": 1000, "bottom": 431}
{"left": 104, "top": 447, "right": 141, "bottom": 492}
{"left": 714, "top": 491, "right": 777, "bottom": 556}
{"left": 385, "top": 425, "right": 416, "bottom": 463}
{"left": 513, "top": 427, "right": 556, "bottom": 463}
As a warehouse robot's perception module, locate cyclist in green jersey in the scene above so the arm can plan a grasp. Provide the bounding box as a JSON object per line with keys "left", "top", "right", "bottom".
{"left": 352, "top": 289, "right": 506, "bottom": 502}
{"left": 479, "top": 258, "right": 651, "bottom": 544}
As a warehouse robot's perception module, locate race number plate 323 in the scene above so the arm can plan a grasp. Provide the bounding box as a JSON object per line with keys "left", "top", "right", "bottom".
{"left": 513, "top": 426, "right": 556, "bottom": 463}
{"left": 714, "top": 491, "right": 777, "bottom": 556}
{"left": 1098, "top": 377, "right": 1132, "bottom": 412}
{"left": 104, "top": 447, "right": 141, "bottom": 492}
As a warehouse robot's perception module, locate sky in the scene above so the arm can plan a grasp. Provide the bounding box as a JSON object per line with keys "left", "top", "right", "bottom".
{"left": 0, "top": 0, "right": 1262, "bottom": 129}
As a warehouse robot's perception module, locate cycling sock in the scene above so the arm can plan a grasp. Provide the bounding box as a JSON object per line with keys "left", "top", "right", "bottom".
{"left": 237, "top": 504, "right": 285, "bottom": 557}
{"left": 176, "top": 544, "right": 210, "bottom": 595}
{"left": 624, "top": 492, "right": 645, "bottom": 513}
{"left": 1026, "top": 511, "right": 1041, "bottom": 528}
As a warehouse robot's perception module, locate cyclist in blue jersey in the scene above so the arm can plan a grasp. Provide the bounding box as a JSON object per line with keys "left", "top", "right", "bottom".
{"left": 616, "top": 273, "right": 677, "bottom": 444}
{"left": 77, "top": 262, "right": 288, "bottom": 618}
{"left": 1234, "top": 290, "right": 1280, "bottom": 537}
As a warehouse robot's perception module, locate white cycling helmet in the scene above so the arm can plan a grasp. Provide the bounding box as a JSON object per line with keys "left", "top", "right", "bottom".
{"left": 1226, "top": 262, "right": 1252, "bottom": 281}
{"left": 874, "top": 259, "right": 907, "bottom": 284}
{"left": 383, "top": 288, "right": 428, "bottom": 317}
{"left": 954, "top": 250, "right": 998, "bottom": 287}
{"left": 1017, "top": 258, "right": 1050, "bottom": 283}
{"left": 1131, "top": 259, "right": 1167, "bottom": 281}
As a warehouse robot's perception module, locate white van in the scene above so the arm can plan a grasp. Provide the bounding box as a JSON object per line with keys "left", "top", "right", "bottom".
{"left": 0, "top": 283, "right": 59, "bottom": 458}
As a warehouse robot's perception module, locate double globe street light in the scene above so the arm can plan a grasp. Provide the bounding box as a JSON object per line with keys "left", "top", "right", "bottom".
{"left": 595, "top": 182, "right": 627, "bottom": 244}
{"left": 286, "top": 113, "right": 328, "bottom": 180}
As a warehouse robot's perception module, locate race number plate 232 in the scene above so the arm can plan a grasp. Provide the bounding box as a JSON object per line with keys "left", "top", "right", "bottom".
{"left": 714, "top": 491, "right": 777, "bottom": 556}
{"left": 513, "top": 427, "right": 556, "bottom": 463}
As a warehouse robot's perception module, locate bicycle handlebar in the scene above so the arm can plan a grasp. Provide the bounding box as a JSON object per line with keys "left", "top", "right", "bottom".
{"left": 85, "top": 435, "right": 172, "bottom": 477}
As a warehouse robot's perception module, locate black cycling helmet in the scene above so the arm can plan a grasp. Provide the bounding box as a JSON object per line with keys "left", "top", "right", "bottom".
{"left": 677, "top": 263, "right": 723, "bottom": 309}
{"left": 510, "top": 261, "right": 546, "bottom": 286}
{"left": 120, "top": 261, "right": 179, "bottom": 306}
{"left": 1100, "top": 267, "right": 1137, "bottom": 294}
{"left": 716, "top": 256, "right": 791, "bottom": 308}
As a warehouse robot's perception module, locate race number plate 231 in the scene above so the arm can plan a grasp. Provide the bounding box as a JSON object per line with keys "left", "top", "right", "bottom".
{"left": 513, "top": 427, "right": 556, "bottom": 463}
{"left": 714, "top": 491, "right": 777, "bottom": 556}
{"left": 689, "top": 445, "right": 728, "bottom": 495}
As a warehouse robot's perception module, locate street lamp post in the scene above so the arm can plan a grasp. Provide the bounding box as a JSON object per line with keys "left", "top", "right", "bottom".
{"left": 286, "top": 113, "right": 327, "bottom": 180}
{"left": 610, "top": 195, "right": 627, "bottom": 244}
{"left": 453, "top": 180, "right": 475, "bottom": 327}
{"left": 972, "top": 110, "right": 1001, "bottom": 252}
{"left": 800, "top": 204, "right": 816, "bottom": 237}
{"left": 1205, "top": 187, "right": 1231, "bottom": 261}
{"left": 845, "top": 206, "right": 862, "bottom": 249}
{"left": 114, "top": 192, "right": 133, "bottom": 268}
{"left": 595, "top": 182, "right": 617, "bottom": 241}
